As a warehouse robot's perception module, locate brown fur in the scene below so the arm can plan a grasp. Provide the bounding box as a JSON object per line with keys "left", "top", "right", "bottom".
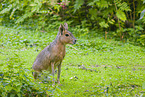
{"left": 32, "top": 23, "right": 76, "bottom": 84}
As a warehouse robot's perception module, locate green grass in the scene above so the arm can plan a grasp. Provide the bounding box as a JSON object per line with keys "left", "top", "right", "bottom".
{"left": 0, "top": 26, "right": 145, "bottom": 96}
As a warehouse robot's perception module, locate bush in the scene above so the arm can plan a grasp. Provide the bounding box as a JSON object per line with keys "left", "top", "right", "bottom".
{"left": 0, "top": 0, "right": 145, "bottom": 46}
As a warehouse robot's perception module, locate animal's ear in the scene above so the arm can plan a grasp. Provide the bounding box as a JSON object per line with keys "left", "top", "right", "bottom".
{"left": 64, "top": 23, "right": 68, "bottom": 30}
{"left": 59, "top": 24, "right": 65, "bottom": 35}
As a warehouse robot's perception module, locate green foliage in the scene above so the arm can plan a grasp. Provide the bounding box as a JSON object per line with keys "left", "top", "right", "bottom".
{"left": 0, "top": 4, "right": 12, "bottom": 14}
{"left": 116, "top": 10, "right": 127, "bottom": 22}
{"left": 138, "top": 34, "right": 145, "bottom": 45}
{"left": 96, "top": 0, "right": 109, "bottom": 8}
{"left": 0, "top": 52, "right": 56, "bottom": 96}
{"left": 74, "top": 0, "right": 84, "bottom": 12}
{"left": 118, "top": 2, "right": 131, "bottom": 11}
{"left": 0, "top": 0, "right": 145, "bottom": 46}
{"left": 99, "top": 21, "right": 109, "bottom": 28}
{"left": 0, "top": 0, "right": 64, "bottom": 31}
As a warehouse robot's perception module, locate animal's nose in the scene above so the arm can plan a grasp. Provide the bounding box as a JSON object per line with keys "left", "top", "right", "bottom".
{"left": 74, "top": 40, "right": 77, "bottom": 44}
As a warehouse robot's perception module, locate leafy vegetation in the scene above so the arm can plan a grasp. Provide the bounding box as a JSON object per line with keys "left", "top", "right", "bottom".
{"left": 0, "top": 26, "right": 145, "bottom": 96}
{"left": 0, "top": 0, "right": 145, "bottom": 46}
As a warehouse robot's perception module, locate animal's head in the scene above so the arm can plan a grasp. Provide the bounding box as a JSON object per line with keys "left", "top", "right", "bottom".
{"left": 58, "top": 23, "right": 77, "bottom": 45}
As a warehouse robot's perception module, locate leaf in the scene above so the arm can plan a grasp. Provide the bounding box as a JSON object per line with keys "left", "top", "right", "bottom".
{"left": 140, "top": 34, "right": 145, "bottom": 38}
{"left": 89, "top": 9, "right": 98, "bottom": 20}
{"left": 0, "top": 5, "right": 12, "bottom": 14}
{"left": 116, "top": 10, "right": 127, "bottom": 22}
{"left": 10, "top": 8, "right": 17, "bottom": 19}
{"left": 88, "top": 0, "right": 99, "bottom": 6}
{"left": 38, "top": 10, "right": 50, "bottom": 13}
{"left": 135, "top": 26, "right": 144, "bottom": 30}
{"left": 139, "top": 9, "right": 145, "bottom": 20}
{"left": 118, "top": 2, "right": 131, "bottom": 11}
{"left": 15, "top": 12, "right": 33, "bottom": 23}
{"left": 54, "top": 5, "right": 60, "bottom": 12}
{"left": 49, "top": 0, "right": 58, "bottom": 5}
{"left": 108, "top": 19, "right": 115, "bottom": 24}
{"left": 30, "top": 3, "right": 37, "bottom": 6}
{"left": 96, "top": 0, "right": 109, "bottom": 8}
{"left": 99, "top": 21, "right": 109, "bottom": 28}
{"left": 74, "top": 0, "right": 84, "bottom": 12}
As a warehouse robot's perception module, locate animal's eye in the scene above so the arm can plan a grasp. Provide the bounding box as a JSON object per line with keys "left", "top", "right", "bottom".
{"left": 65, "top": 34, "right": 69, "bottom": 37}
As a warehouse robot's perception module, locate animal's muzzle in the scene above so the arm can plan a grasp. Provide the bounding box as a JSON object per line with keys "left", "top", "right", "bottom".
{"left": 73, "top": 40, "right": 77, "bottom": 44}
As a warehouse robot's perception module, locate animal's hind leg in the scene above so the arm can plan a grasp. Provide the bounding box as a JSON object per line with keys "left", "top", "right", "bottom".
{"left": 57, "top": 63, "right": 62, "bottom": 84}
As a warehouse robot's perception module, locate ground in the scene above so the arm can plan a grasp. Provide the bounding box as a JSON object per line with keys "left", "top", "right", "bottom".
{"left": 0, "top": 26, "right": 145, "bottom": 96}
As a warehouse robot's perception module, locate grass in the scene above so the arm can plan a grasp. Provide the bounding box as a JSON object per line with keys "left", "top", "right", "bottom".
{"left": 0, "top": 26, "right": 145, "bottom": 96}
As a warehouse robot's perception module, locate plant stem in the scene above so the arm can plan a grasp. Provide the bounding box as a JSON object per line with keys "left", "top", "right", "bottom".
{"left": 114, "top": 1, "right": 122, "bottom": 41}
{"left": 133, "top": 0, "right": 135, "bottom": 31}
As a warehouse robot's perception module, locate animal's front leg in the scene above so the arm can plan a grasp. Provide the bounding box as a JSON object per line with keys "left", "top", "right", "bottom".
{"left": 57, "top": 63, "right": 61, "bottom": 84}
{"left": 33, "top": 71, "right": 41, "bottom": 81}
{"left": 33, "top": 72, "right": 39, "bottom": 81}
{"left": 51, "top": 63, "right": 55, "bottom": 85}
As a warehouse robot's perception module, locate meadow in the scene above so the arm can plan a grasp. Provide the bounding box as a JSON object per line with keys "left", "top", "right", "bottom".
{"left": 0, "top": 26, "right": 145, "bottom": 97}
